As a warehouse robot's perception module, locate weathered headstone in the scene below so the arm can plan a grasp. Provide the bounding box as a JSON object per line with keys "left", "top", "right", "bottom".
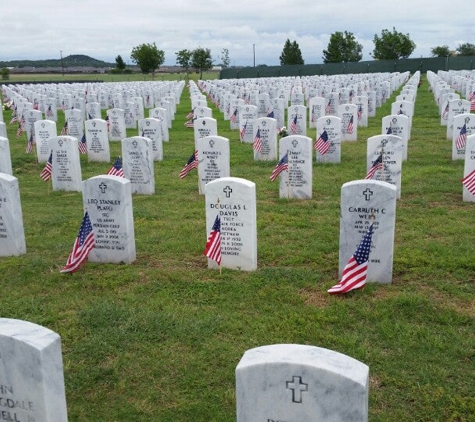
{"left": 236, "top": 344, "right": 369, "bottom": 422}
{"left": 0, "top": 173, "right": 26, "bottom": 256}
{"left": 83, "top": 175, "right": 136, "bottom": 263}
{"left": 121, "top": 136, "right": 155, "bottom": 194}
{"left": 340, "top": 179, "right": 397, "bottom": 284}
{"left": 85, "top": 119, "right": 110, "bottom": 162}
{"left": 197, "top": 136, "right": 230, "bottom": 194}
{"left": 204, "top": 177, "right": 257, "bottom": 271}
{"left": 49, "top": 136, "right": 83, "bottom": 192}
{"left": 0, "top": 318, "right": 68, "bottom": 422}
{"left": 0, "top": 138, "right": 13, "bottom": 175}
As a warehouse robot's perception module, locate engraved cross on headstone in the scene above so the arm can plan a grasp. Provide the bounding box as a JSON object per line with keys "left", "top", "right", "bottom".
{"left": 223, "top": 186, "right": 233, "bottom": 198}
{"left": 99, "top": 182, "right": 108, "bottom": 194}
{"left": 286, "top": 376, "right": 308, "bottom": 404}
{"left": 363, "top": 188, "right": 373, "bottom": 201}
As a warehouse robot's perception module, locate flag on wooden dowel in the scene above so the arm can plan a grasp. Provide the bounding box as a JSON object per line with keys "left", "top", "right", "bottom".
{"left": 204, "top": 215, "right": 222, "bottom": 265}
{"left": 253, "top": 128, "right": 262, "bottom": 153}
{"left": 314, "top": 130, "right": 329, "bottom": 155}
{"left": 179, "top": 150, "right": 198, "bottom": 179}
{"left": 328, "top": 223, "right": 374, "bottom": 294}
{"left": 365, "top": 153, "right": 383, "bottom": 180}
{"left": 455, "top": 124, "right": 467, "bottom": 150}
{"left": 40, "top": 152, "right": 53, "bottom": 182}
{"left": 270, "top": 153, "right": 289, "bottom": 181}
{"left": 107, "top": 157, "right": 125, "bottom": 177}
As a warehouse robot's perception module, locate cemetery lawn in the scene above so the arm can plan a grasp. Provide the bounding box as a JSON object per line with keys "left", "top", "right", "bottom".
{"left": 2, "top": 74, "right": 474, "bottom": 421}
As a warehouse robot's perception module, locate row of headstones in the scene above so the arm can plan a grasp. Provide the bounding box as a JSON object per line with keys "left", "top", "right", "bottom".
{"left": 0, "top": 318, "right": 370, "bottom": 421}
{"left": 427, "top": 71, "right": 475, "bottom": 202}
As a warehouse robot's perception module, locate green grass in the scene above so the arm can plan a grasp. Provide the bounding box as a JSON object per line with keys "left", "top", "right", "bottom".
{"left": 1, "top": 74, "right": 474, "bottom": 421}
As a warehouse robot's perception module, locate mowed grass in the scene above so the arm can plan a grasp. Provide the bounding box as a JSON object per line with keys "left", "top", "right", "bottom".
{"left": 1, "top": 74, "right": 474, "bottom": 421}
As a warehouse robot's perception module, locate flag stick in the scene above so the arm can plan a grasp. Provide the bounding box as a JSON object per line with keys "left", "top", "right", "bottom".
{"left": 379, "top": 146, "right": 385, "bottom": 181}
{"left": 287, "top": 150, "right": 291, "bottom": 199}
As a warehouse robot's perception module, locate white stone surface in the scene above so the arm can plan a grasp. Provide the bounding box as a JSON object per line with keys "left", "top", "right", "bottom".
{"left": 339, "top": 104, "right": 357, "bottom": 142}
{"left": 107, "top": 108, "right": 126, "bottom": 141}
{"left": 452, "top": 113, "right": 475, "bottom": 160}
{"left": 308, "top": 96, "right": 325, "bottom": 129}
{"left": 239, "top": 105, "right": 258, "bottom": 143}
{"left": 197, "top": 136, "right": 230, "bottom": 194}
{"left": 205, "top": 177, "right": 257, "bottom": 271}
{"left": 446, "top": 99, "right": 471, "bottom": 140}
{"left": 83, "top": 175, "right": 136, "bottom": 263}
{"left": 0, "top": 122, "right": 6, "bottom": 138}
{"left": 463, "top": 134, "right": 475, "bottom": 202}
{"left": 0, "top": 137, "right": 13, "bottom": 175}
{"left": 316, "top": 116, "right": 341, "bottom": 163}
{"left": 253, "top": 117, "right": 277, "bottom": 161}
{"left": 65, "top": 108, "right": 84, "bottom": 139}
{"left": 34, "top": 120, "right": 57, "bottom": 163}
{"left": 0, "top": 173, "right": 26, "bottom": 256}
{"left": 287, "top": 105, "right": 307, "bottom": 136}
{"left": 340, "top": 179, "right": 397, "bottom": 284}
{"left": 85, "top": 119, "right": 110, "bottom": 162}
{"left": 49, "top": 136, "right": 83, "bottom": 192}
{"left": 121, "top": 136, "right": 155, "bottom": 194}
{"left": 149, "top": 108, "right": 169, "bottom": 142}
{"left": 236, "top": 344, "right": 369, "bottom": 422}
{"left": 194, "top": 117, "right": 218, "bottom": 146}
{"left": 138, "top": 118, "right": 163, "bottom": 161}
{"left": 0, "top": 318, "right": 68, "bottom": 422}
{"left": 381, "top": 115, "right": 409, "bottom": 161}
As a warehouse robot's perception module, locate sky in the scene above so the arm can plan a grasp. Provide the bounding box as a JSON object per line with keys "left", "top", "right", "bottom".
{"left": 1, "top": 0, "right": 473, "bottom": 67}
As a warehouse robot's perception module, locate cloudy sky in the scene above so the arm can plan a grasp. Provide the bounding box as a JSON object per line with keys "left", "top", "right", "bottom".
{"left": 1, "top": 0, "right": 473, "bottom": 67}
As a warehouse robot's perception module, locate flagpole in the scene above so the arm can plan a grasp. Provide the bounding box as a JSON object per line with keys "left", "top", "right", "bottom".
{"left": 379, "top": 146, "right": 385, "bottom": 182}
{"left": 217, "top": 197, "right": 222, "bottom": 275}
{"left": 287, "top": 149, "right": 290, "bottom": 199}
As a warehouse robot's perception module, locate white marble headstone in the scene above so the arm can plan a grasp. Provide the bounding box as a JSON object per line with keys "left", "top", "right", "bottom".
{"left": 253, "top": 117, "right": 277, "bottom": 161}
{"left": 0, "top": 138, "right": 13, "bottom": 175}
{"left": 0, "top": 122, "right": 6, "bottom": 138}
{"left": 205, "top": 177, "right": 257, "bottom": 271}
{"left": 194, "top": 117, "right": 218, "bottom": 146}
{"left": 0, "top": 319, "right": 68, "bottom": 422}
{"left": 149, "top": 107, "right": 169, "bottom": 142}
{"left": 85, "top": 119, "right": 110, "bottom": 162}
{"left": 83, "top": 175, "right": 136, "bottom": 263}
{"left": 446, "top": 99, "right": 471, "bottom": 140}
{"left": 121, "top": 136, "right": 155, "bottom": 194}
{"left": 34, "top": 120, "right": 57, "bottom": 163}
{"left": 287, "top": 105, "right": 307, "bottom": 136}
{"left": 339, "top": 104, "right": 357, "bottom": 142}
{"left": 107, "top": 108, "right": 126, "bottom": 141}
{"left": 316, "top": 116, "right": 341, "bottom": 163}
{"left": 138, "top": 118, "right": 163, "bottom": 161}
{"left": 197, "top": 136, "right": 230, "bottom": 194}
{"left": 340, "top": 179, "right": 397, "bottom": 283}
{"left": 49, "top": 136, "right": 83, "bottom": 192}
{"left": 381, "top": 115, "right": 409, "bottom": 161}
{"left": 308, "top": 96, "right": 325, "bottom": 129}
{"left": 0, "top": 173, "right": 26, "bottom": 256}
{"left": 236, "top": 344, "right": 369, "bottom": 422}
{"left": 65, "top": 108, "right": 84, "bottom": 139}
{"left": 452, "top": 114, "right": 475, "bottom": 161}
{"left": 463, "top": 134, "right": 475, "bottom": 202}
{"left": 239, "top": 105, "right": 258, "bottom": 143}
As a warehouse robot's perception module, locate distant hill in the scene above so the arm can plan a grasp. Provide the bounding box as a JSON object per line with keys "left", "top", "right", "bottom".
{"left": 0, "top": 54, "right": 115, "bottom": 68}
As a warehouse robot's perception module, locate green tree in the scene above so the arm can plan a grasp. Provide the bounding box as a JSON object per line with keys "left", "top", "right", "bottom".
{"left": 431, "top": 45, "right": 451, "bottom": 57}
{"left": 220, "top": 48, "right": 230, "bottom": 68}
{"left": 372, "top": 27, "right": 416, "bottom": 60}
{"left": 322, "top": 31, "right": 363, "bottom": 63}
{"left": 1, "top": 67, "right": 9, "bottom": 80}
{"left": 191, "top": 47, "right": 213, "bottom": 79}
{"left": 130, "top": 42, "right": 165, "bottom": 78}
{"left": 456, "top": 43, "right": 475, "bottom": 56}
{"left": 175, "top": 49, "right": 193, "bottom": 76}
{"left": 115, "top": 55, "right": 126, "bottom": 73}
{"left": 279, "top": 39, "right": 304, "bottom": 65}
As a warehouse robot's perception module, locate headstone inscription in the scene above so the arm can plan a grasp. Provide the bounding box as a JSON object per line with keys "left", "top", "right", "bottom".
{"left": 34, "top": 120, "right": 57, "bottom": 163}
{"left": 253, "top": 117, "right": 277, "bottom": 161}
{"left": 0, "top": 173, "right": 26, "bottom": 256}
{"left": 121, "top": 136, "right": 155, "bottom": 194}
{"left": 83, "top": 175, "right": 136, "bottom": 263}
{"left": 107, "top": 108, "right": 126, "bottom": 141}
{"left": 339, "top": 104, "right": 357, "bottom": 142}
{"left": 238, "top": 105, "right": 258, "bottom": 143}
{"left": 287, "top": 105, "right": 307, "bottom": 136}
{"left": 452, "top": 113, "right": 475, "bottom": 161}
{"left": 236, "top": 344, "right": 369, "bottom": 422}
{"left": 197, "top": 136, "right": 230, "bottom": 194}
{"left": 0, "top": 138, "right": 13, "bottom": 175}
{"left": 381, "top": 115, "right": 409, "bottom": 161}
{"left": 340, "top": 179, "right": 397, "bottom": 284}
{"left": 85, "top": 119, "right": 110, "bottom": 162}
{"left": 194, "top": 117, "right": 218, "bottom": 147}
{"left": 138, "top": 118, "right": 163, "bottom": 161}
{"left": 48, "top": 136, "right": 83, "bottom": 192}
{"left": 204, "top": 177, "right": 257, "bottom": 271}
{"left": 0, "top": 318, "right": 68, "bottom": 422}
{"left": 315, "top": 116, "right": 341, "bottom": 163}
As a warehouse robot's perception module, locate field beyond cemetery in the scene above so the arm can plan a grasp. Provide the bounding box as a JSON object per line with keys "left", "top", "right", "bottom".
{"left": 1, "top": 73, "right": 474, "bottom": 421}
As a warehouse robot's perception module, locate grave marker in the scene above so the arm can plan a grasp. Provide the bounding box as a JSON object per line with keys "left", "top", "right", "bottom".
{"left": 85, "top": 119, "right": 110, "bottom": 162}
{"left": 121, "top": 136, "right": 155, "bottom": 194}
{"left": 197, "top": 136, "right": 230, "bottom": 194}
{"left": 49, "top": 136, "right": 83, "bottom": 192}
{"left": 0, "top": 137, "right": 13, "bottom": 175}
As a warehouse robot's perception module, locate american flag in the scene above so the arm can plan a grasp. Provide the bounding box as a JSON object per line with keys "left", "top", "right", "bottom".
{"left": 328, "top": 223, "right": 374, "bottom": 294}
{"left": 357, "top": 105, "right": 363, "bottom": 121}
{"left": 266, "top": 109, "right": 274, "bottom": 118}
{"left": 365, "top": 153, "right": 383, "bottom": 180}
{"left": 386, "top": 125, "right": 393, "bottom": 135}
{"left": 349, "top": 90, "right": 354, "bottom": 102}
{"left": 290, "top": 115, "right": 298, "bottom": 134}
{"left": 105, "top": 115, "right": 110, "bottom": 131}
{"left": 16, "top": 122, "right": 23, "bottom": 138}
{"left": 456, "top": 124, "right": 467, "bottom": 150}
{"left": 184, "top": 117, "right": 196, "bottom": 128}
{"left": 26, "top": 133, "right": 34, "bottom": 154}
{"left": 79, "top": 134, "right": 88, "bottom": 154}
{"left": 46, "top": 105, "right": 54, "bottom": 118}
{"left": 240, "top": 121, "right": 247, "bottom": 140}
{"left": 253, "top": 128, "right": 262, "bottom": 153}
{"left": 314, "top": 130, "right": 329, "bottom": 155}
{"left": 204, "top": 215, "right": 222, "bottom": 265}
{"left": 442, "top": 103, "right": 449, "bottom": 120}
{"left": 325, "top": 100, "right": 331, "bottom": 114}
{"left": 9, "top": 107, "right": 18, "bottom": 124}
{"left": 107, "top": 156, "right": 125, "bottom": 177}
{"left": 179, "top": 150, "right": 198, "bottom": 178}
{"left": 347, "top": 115, "right": 354, "bottom": 134}
{"left": 230, "top": 108, "right": 238, "bottom": 123}
{"left": 60, "top": 211, "right": 96, "bottom": 274}
{"left": 270, "top": 153, "right": 289, "bottom": 181}
{"left": 60, "top": 121, "right": 68, "bottom": 135}
{"left": 462, "top": 169, "right": 475, "bottom": 195}
{"left": 40, "top": 151, "right": 53, "bottom": 182}
{"left": 471, "top": 101, "right": 475, "bottom": 112}
{"left": 469, "top": 90, "right": 475, "bottom": 101}
{"left": 186, "top": 109, "right": 194, "bottom": 120}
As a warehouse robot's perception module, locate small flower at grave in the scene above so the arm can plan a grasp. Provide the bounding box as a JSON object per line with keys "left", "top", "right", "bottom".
{"left": 278, "top": 126, "right": 288, "bottom": 138}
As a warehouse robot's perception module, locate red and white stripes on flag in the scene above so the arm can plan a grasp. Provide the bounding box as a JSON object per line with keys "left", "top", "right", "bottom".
{"left": 253, "top": 128, "right": 262, "bottom": 153}
{"left": 328, "top": 223, "right": 374, "bottom": 294}
{"left": 179, "top": 150, "right": 198, "bottom": 179}
{"left": 462, "top": 169, "right": 475, "bottom": 195}
{"left": 204, "top": 215, "right": 222, "bottom": 265}
{"left": 456, "top": 124, "right": 467, "bottom": 150}
{"left": 290, "top": 115, "right": 298, "bottom": 134}
{"left": 40, "top": 152, "right": 53, "bottom": 182}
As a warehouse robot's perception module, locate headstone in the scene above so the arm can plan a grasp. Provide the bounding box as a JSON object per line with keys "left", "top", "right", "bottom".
{"left": 315, "top": 116, "right": 341, "bottom": 163}
{"left": 138, "top": 118, "right": 163, "bottom": 161}
{"left": 0, "top": 318, "right": 68, "bottom": 422}
{"left": 124, "top": 101, "right": 136, "bottom": 129}
{"left": 194, "top": 106, "right": 212, "bottom": 119}
{"left": 339, "top": 104, "right": 357, "bottom": 142}
{"left": 253, "top": 117, "right": 278, "bottom": 161}
{"left": 0, "top": 173, "right": 26, "bottom": 256}
{"left": 194, "top": 117, "right": 218, "bottom": 147}
{"left": 278, "top": 136, "right": 313, "bottom": 199}
{"left": 85, "top": 102, "right": 101, "bottom": 120}
{"left": 0, "top": 137, "right": 13, "bottom": 175}
{"left": 287, "top": 105, "right": 307, "bottom": 136}
{"left": 236, "top": 344, "right": 369, "bottom": 422}
{"left": 149, "top": 107, "right": 169, "bottom": 142}
{"left": 446, "top": 99, "right": 471, "bottom": 140}
{"left": 340, "top": 179, "right": 397, "bottom": 283}
{"left": 308, "top": 97, "right": 325, "bottom": 129}
{"left": 107, "top": 108, "right": 126, "bottom": 141}
{"left": 462, "top": 134, "right": 475, "bottom": 202}
{"left": 452, "top": 113, "right": 475, "bottom": 160}
{"left": 121, "top": 136, "right": 155, "bottom": 194}
{"left": 204, "top": 177, "right": 257, "bottom": 271}
{"left": 197, "top": 136, "right": 230, "bottom": 194}
{"left": 354, "top": 95, "right": 368, "bottom": 127}
{"left": 24, "top": 109, "right": 42, "bottom": 142}
{"left": 85, "top": 119, "right": 110, "bottom": 162}
{"left": 83, "top": 175, "right": 136, "bottom": 263}
{"left": 0, "top": 122, "right": 6, "bottom": 138}
{"left": 367, "top": 135, "right": 403, "bottom": 199}
{"left": 34, "top": 120, "right": 57, "bottom": 163}
{"left": 381, "top": 115, "right": 409, "bottom": 161}
{"left": 64, "top": 108, "right": 84, "bottom": 140}
{"left": 271, "top": 98, "right": 285, "bottom": 129}
{"left": 49, "top": 136, "right": 83, "bottom": 192}
{"left": 238, "top": 105, "right": 258, "bottom": 143}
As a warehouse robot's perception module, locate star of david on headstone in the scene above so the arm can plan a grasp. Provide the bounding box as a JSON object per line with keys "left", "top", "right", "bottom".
{"left": 209, "top": 140, "right": 215, "bottom": 147}
{"left": 292, "top": 140, "right": 298, "bottom": 148}
{"left": 99, "top": 182, "right": 108, "bottom": 194}
{"left": 223, "top": 186, "right": 233, "bottom": 198}
{"left": 363, "top": 188, "right": 374, "bottom": 201}
{"left": 286, "top": 376, "right": 308, "bottom": 404}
